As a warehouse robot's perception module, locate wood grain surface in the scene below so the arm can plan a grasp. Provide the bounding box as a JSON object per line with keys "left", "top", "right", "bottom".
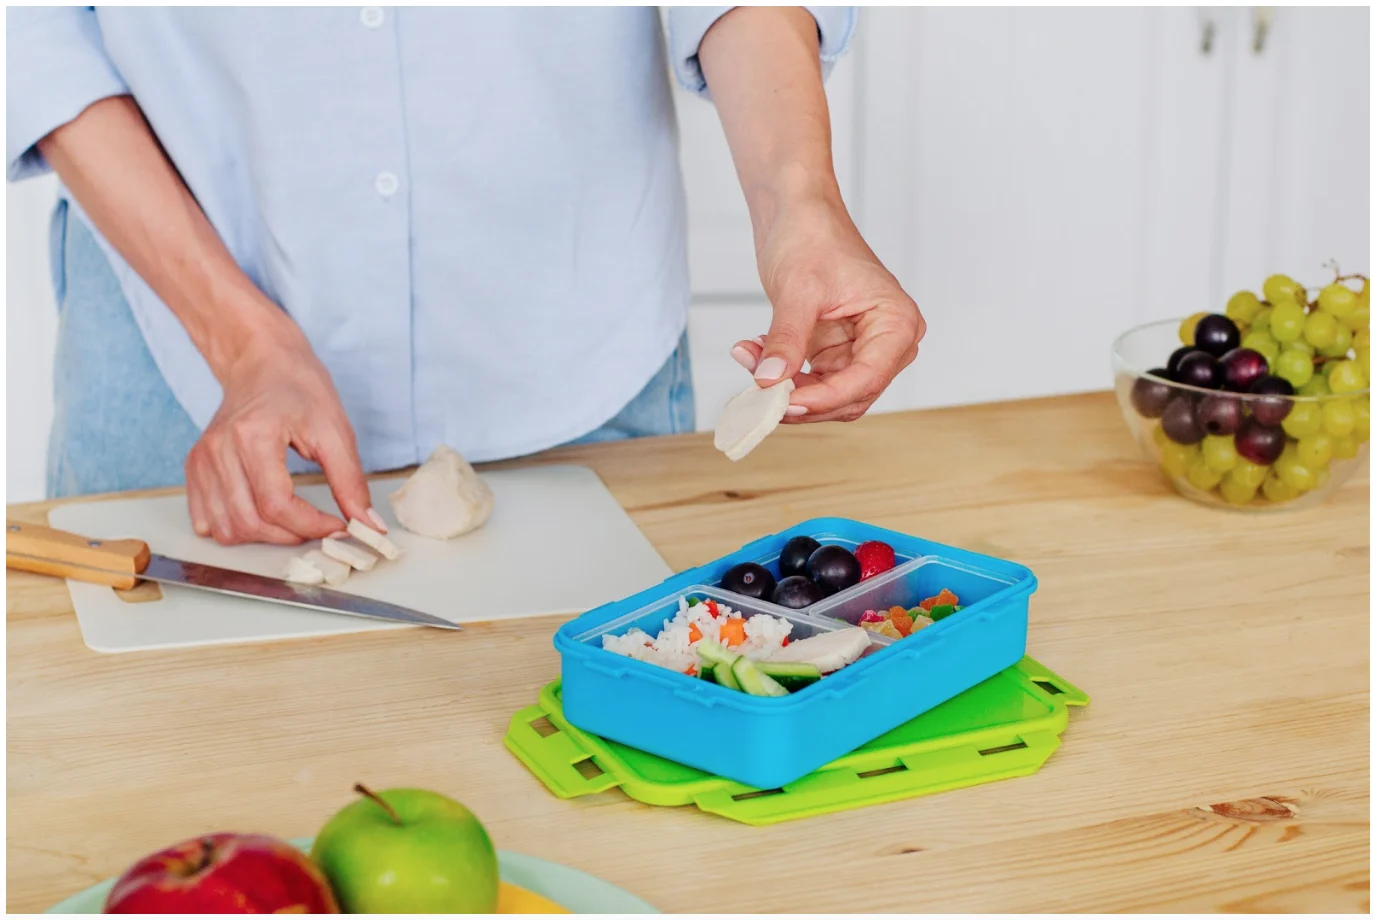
{"left": 7, "top": 393, "right": 1369, "bottom": 913}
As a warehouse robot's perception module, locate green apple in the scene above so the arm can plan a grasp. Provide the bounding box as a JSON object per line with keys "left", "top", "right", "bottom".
{"left": 311, "top": 784, "right": 499, "bottom": 913}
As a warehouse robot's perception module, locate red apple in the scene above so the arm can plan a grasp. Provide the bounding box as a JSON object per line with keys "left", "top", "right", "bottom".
{"left": 104, "top": 832, "right": 339, "bottom": 914}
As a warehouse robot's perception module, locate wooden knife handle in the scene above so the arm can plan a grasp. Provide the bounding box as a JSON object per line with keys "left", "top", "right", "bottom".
{"left": 5, "top": 519, "right": 151, "bottom": 590}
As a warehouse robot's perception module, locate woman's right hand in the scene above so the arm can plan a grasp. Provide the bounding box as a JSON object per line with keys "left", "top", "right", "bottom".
{"left": 185, "top": 330, "right": 379, "bottom": 546}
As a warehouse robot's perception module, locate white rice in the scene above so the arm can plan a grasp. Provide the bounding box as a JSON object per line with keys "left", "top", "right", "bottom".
{"left": 601, "top": 596, "right": 794, "bottom": 674}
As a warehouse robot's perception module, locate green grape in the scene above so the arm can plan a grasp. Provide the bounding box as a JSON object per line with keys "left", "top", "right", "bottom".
{"left": 1262, "top": 472, "right": 1301, "bottom": 503}
{"left": 1327, "top": 359, "right": 1368, "bottom": 394}
{"left": 1323, "top": 398, "right": 1355, "bottom": 437}
{"left": 1201, "top": 435, "right": 1239, "bottom": 473}
{"left": 1218, "top": 474, "right": 1258, "bottom": 505}
{"left": 1348, "top": 300, "right": 1371, "bottom": 330}
{"left": 1296, "top": 432, "right": 1334, "bottom": 468}
{"left": 1281, "top": 401, "right": 1324, "bottom": 437}
{"left": 1355, "top": 327, "right": 1371, "bottom": 351}
{"left": 1299, "top": 375, "right": 1332, "bottom": 397}
{"left": 1226, "top": 291, "right": 1263, "bottom": 325}
{"left": 1317, "top": 281, "right": 1358, "bottom": 319}
{"left": 1178, "top": 312, "right": 1208, "bottom": 346}
{"left": 1251, "top": 307, "right": 1274, "bottom": 332}
{"left": 1319, "top": 323, "right": 1354, "bottom": 358}
{"left": 1274, "top": 348, "right": 1314, "bottom": 387}
{"left": 1354, "top": 398, "right": 1371, "bottom": 443}
{"left": 1241, "top": 331, "right": 1280, "bottom": 363}
{"left": 1285, "top": 338, "right": 1315, "bottom": 356}
{"left": 1358, "top": 346, "right": 1370, "bottom": 380}
{"left": 1269, "top": 301, "right": 1307, "bottom": 343}
{"left": 1159, "top": 440, "right": 1196, "bottom": 479}
{"left": 1229, "top": 458, "right": 1270, "bottom": 489}
{"left": 1273, "top": 446, "right": 1318, "bottom": 491}
{"left": 1263, "top": 274, "right": 1305, "bottom": 305}
{"left": 1185, "top": 454, "right": 1224, "bottom": 490}
{"left": 1333, "top": 435, "right": 1361, "bottom": 459}
{"left": 1302, "top": 310, "right": 1339, "bottom": 350}
{"left": 1152, "top": 423, "right": 1171, "bottom": 450}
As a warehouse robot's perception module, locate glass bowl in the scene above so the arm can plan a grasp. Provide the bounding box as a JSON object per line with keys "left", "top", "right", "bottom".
{"left": 1112, "top": 318, "right": 1369, "bottom": 511}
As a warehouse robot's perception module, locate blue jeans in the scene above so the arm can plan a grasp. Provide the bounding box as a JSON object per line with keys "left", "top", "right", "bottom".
{"left": 45, "top": 202, "right": 695, "bottom": 499}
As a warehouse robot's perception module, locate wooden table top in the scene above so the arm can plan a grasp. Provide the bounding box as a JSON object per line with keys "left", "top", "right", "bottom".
{"left": 8, "top": 392, "right": 1370, "bottom": 913}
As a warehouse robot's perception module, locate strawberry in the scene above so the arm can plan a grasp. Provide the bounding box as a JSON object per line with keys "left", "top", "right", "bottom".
{"left": 855, "top": 541, "right": 896, "bottom": 580}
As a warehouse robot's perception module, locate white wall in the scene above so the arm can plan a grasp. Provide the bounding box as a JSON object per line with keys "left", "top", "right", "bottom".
{"left": 5, "top": 8, "right": 1369, "bottom": 503}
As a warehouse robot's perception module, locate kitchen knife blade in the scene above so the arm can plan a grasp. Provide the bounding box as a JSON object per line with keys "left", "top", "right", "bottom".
{"left": 5, "top": 519, "right": 460, "bottom": 631}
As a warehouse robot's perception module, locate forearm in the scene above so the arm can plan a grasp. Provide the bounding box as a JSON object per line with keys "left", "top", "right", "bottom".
{"left": 697, "top": 7, "right": 844, "bottom": 242}
{"left": 37, "top": 96, "right": 300, "bottom": 379}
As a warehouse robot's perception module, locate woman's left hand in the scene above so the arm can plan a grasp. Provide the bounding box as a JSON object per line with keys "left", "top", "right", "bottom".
{"left": 730, "top": 193, "right": 926, "bottom": 423}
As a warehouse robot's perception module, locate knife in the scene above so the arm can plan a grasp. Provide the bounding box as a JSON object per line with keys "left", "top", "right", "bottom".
{"left": 5, "top": 519, "right": 460, "bottom": 631}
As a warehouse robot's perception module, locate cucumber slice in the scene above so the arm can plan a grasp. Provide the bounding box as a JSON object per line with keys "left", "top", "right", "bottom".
{"left": 757, "top": 660, "right": 821, "bottom": 692}
{"left": 714, "top": 661, "right": 742, "bottom": 692}
{"left": 696, "top": 639, "right": 740, "bottom": 668}
{"left": 731, "top": 657, "right": 789, "bottom": 697}
{"left": 697, "top": 664, "right": 717, "bottom": 683}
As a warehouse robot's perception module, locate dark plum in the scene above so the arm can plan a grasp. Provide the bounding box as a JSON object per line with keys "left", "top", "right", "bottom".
{"left": 1166, "top": 346, "right": 1198, "bottom": 378}
{"left": 1196, "top": 393, "right": 1242, "bottom": 436}
{"left": 778, "top": 536, "right": 821, "bottom": 578}
{"left": 1248, "top": 375, "right": 1295, "bottom": 426}
{"left": 771, "top": 575, "right": 825, "bottom": 609}
{"left": 1234, "top": 417, "right": 1286, "bottom": 465}
{"left": 806, "top": 545, "right": 862, "bottom": 596}
{"left": 1130, "top": 370, "right": 1173, "bottom": 418}
{"left": 1174, "top": 351, "right": 1224, "bottom": 390}
{"left": 1219, "top": 347, "right": 1269, "bottom": 392}
{"left": 1193, "top": 314, "right": 1242, "bottom": 357}
{"left": 1160, "top": 395, "right": 1204, "bottom": 445}
{"left": 719, "top": 562, "right": 776, "bottom": 600}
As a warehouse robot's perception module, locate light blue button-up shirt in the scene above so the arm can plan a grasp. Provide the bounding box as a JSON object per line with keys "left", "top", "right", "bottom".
{"left": 7, "top": 6, "right": 855, "bottom": 471}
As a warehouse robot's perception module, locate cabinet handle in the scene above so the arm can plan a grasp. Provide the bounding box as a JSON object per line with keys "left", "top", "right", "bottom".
{"left": 1198, "top": 10, "right": 1217, "bottom": 55}
{"left": 1252, "top": 7, "right": 1273, "bottom": 54}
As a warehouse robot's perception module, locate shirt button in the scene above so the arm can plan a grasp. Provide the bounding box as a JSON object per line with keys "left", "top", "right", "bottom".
{"left": 375, "top": 172, "right": 399, "bottom": 197}
{"left": 360, "top": 7, "right": 385, "bottom": 28}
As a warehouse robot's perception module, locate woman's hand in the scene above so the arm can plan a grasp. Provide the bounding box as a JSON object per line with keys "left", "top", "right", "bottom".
{"left": 730, "top": 192, "right": 925, "bottom": 423}
{"left": 185, "top": 330, "right": 378, "bottom": 545}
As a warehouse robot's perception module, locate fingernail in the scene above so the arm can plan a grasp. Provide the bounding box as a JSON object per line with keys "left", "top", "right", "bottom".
{"left": 785, "top": 405, "right": 808, "bottom": 417}
{"left": 754, "top": 356, "right": 787, "bottom": 381}
{"left": 752, "top": 336, "right": 766, "bottom": 346}
{"left": 329, "top": 530, "right": 349, "bottom": 540}
{"left": 730, "top": 345, "right": 757, "bottom": 371}
{"left": 193, "top": 521, "right": 210, "bottom": 537}
{"left": 366, "top": 508, "right": 389, "bottom": 533}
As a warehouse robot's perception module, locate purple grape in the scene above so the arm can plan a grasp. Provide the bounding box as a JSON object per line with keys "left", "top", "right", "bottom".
{"left": 1248, "top": 375, "right": 1295, "bottom": 426}
{"left": 1174, "top": 351, "right": 1224, "bottom": 390}
{"left": 1130, "top": 370, "right": 1173, "bottom": 418}
{"left": 1167, "top": 346, "right": 1198, "bottom": 378}
{"left": 1160, "top": 395, "right": 1204, "bottom": 444}
{"left": 1194, "top": 314, "right": 1242, "bottom": 357}
{"left": 1234, "top": 417, "right": 1286, "bottom": 465}
{"left": 1220, "top": 348, "right": 1269, "bottom": 392}
{"left": 1196, "top": 393, "right": 1242, "bottom": 436}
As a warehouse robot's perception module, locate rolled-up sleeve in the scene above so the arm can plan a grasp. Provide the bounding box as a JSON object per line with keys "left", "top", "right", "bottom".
{"left": 667, "top": 6, "right": 857, "bottom": 98}
{"left": 7, "top": 7, "right": 129, "bottom": 181}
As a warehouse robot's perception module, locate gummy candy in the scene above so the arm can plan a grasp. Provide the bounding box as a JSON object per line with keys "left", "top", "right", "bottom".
{"left": 862, "top": 619, "right": 903, "bottom": 640}
{"left": 890, "top": 610, "right": 914, "bottom": 637}
{"left": 859, "top": 610, "right": 885, "bottom": 624}
{"left": 928, "top": 604, "right": 956, "bottom": 621}
{"left": 919, "top": 588, "right": 959, "bottom": 611}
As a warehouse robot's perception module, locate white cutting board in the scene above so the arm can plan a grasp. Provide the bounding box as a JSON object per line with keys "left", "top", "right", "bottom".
{"left": 47, "top": 464, "right": 673, "bottom": 653}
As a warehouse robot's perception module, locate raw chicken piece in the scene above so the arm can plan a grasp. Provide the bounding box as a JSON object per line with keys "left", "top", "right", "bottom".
{"left": 303, "top": 549, "right": 351, "bottom": 587}
{"left": 388, "top": 444, "right": 494, "bottom": 539}
{"left": 347, "top": 518, "right": 402, "bottom": 560}
{"left": 284, "top": 555, "right": 325, "bottom": 586}
{"left": 763, "top": 626, "right": 870, "bottom": 673}
{"left": 321, "top": 536, "right": 379, "bottom": 572}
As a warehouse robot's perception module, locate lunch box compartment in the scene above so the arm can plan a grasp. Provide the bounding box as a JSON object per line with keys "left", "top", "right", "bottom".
{"left": 808, "top": 556, "right": 1018, "bottom": 627}
{"left": 554, "top": 517, "right": 1036, "bottom": 789}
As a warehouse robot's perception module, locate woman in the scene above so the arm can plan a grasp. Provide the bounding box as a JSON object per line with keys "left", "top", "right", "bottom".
{"left": 8, "top": 6, "right": 924, "bottom": 545}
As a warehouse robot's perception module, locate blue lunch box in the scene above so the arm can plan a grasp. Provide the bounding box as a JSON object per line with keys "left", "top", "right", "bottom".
{"left": 553, "top": 517, "right": 1037, "bottom": 789}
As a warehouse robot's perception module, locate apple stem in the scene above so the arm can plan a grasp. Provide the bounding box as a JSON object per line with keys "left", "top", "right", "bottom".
{"left": 353, "top": 782, "right": 402, "bottom": 826}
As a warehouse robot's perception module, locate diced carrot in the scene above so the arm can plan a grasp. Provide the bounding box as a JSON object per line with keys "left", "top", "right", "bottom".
{"left": 688, "top": 623, "right": 702, "bottom": 643}
{"left": 719, "top": 617, "right": 746, "bottom": 647}
{"left": 685, "top": 663, "right": 697, "bottom": 676}
{"left": 919, "top": 589, "right": 960, "bottom": 612}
